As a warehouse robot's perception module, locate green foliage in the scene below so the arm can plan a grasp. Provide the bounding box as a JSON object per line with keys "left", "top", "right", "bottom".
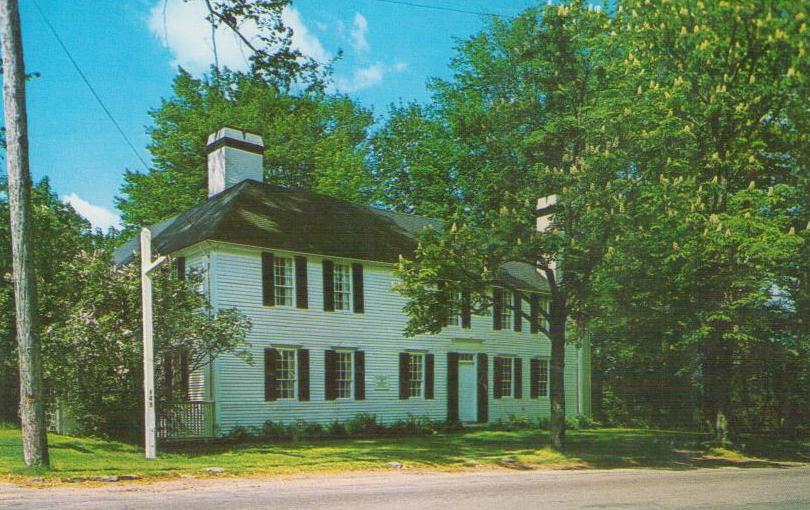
{"left": 43, "top": 252, "right": 252, "bottom": 440}
{"left": 116, "top": 69, "right": 373, "bottom": 230}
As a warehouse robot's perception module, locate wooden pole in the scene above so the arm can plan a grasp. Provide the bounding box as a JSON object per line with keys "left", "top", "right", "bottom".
{"left": 141, "top": 228, "right": 157, "bottom": 459}
{"left": 1, "top": 0, "right": 49, "bottom": 468}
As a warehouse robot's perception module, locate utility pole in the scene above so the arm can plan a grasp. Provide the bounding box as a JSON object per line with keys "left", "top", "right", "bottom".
{"left": 1, "top": 0, "right": 49, "bottom": 468}
{"left": 140, "top": 228, "right": 165, "bottom": 459}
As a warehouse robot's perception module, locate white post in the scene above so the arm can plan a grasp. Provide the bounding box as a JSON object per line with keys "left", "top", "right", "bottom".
{"left": 141, "top": 227, "right": 157, "bottom": 459}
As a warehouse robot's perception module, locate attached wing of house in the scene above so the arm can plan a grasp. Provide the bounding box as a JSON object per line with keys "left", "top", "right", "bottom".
{"left": 113, "top": 128, "right": 588, "bottom": 439}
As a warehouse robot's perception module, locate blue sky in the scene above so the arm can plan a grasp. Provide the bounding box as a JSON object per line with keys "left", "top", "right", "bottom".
{"left": 14, "top": 0, "right": 536, "bottom": 229}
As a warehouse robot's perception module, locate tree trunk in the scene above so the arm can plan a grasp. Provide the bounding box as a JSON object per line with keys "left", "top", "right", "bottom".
{"left": 0, "top": 0, "right": 49, "bottom": 468}
{"left": 702, "top": 335, "right": 733, "bottom": 445}
{"left": 548, "top": 293, "right": 567, "bottom": 449}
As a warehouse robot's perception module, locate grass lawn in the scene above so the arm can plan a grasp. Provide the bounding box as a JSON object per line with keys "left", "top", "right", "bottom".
{"left": 1, "top": 424, "right": 808, "bottom": 485}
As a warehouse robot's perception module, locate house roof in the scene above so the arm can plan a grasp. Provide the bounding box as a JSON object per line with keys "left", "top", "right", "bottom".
{"left": 113, "top": 180, "right": 549, "bottom": 292}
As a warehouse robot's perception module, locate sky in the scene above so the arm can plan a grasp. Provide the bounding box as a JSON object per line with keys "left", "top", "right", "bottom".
{"left": 12, "top": 0, "right": 537, "bottom": 230}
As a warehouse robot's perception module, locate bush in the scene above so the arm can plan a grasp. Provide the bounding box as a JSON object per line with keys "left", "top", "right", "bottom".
{"left": 389, "top": 414, "right": 437, "bottom": 436}
{"left": 344, "top": 413, "right": 383, "bottom": 437}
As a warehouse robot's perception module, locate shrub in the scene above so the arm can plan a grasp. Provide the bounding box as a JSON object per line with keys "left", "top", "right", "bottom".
{"left": 344, "top": 413, "right": 382, "bottom": 437}
{"left": 389, "top": 414, "right": 437, "bottom": 436}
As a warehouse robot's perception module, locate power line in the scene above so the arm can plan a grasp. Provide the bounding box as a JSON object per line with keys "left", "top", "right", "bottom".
{"left": 366, "top": 0, "right": 510, "bottom": 18}
{"left": 31, "top": 0, "right": 150, "bottom": 170}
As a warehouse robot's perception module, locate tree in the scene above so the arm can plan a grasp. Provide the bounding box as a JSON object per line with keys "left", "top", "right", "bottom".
{"left": 116, "top": 69, "right": 373, "bottom": 230}
{"left": 1, "top": 0, "right": 49, "bottom": 467}
{"left": 43, "top": 250, "right": 251, "bottom": 440}
{"left": 393, "top": 3, "right": 621, "bottom": 449}
{"left": 591, "top": 0, "right": 810, "bottom": 442}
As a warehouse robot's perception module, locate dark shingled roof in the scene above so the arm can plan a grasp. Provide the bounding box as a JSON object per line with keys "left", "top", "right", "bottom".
{"left": 113, "top": 180, "right": 549, "bottom": 292}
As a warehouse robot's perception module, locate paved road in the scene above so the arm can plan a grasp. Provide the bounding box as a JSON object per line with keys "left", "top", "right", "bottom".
{"left": 2, "top": 466, "right": 809, "bottom": 509}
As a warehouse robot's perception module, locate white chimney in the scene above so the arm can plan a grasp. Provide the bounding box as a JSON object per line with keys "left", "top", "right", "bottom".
{"left": 206, "top": 127, "right": 265, "bottom": 197}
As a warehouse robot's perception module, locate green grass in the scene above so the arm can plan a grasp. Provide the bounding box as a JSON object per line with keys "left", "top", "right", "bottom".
{"left": 1, "top": 426, "right": 808, "bottom": 484}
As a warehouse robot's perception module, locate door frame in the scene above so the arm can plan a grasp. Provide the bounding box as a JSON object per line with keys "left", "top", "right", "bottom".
{"left": 457, "top": 352, "right": 478, "bottom": 423}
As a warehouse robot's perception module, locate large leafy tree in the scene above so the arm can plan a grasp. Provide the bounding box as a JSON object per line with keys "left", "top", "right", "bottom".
{"left": 394, "top": 3, "right": 622, "bottom": 449}
{"left": 591, "top": 0, "right": 809, "bottom": 441}
{"left": 116, "top": 69, "right": 373, "bottom": 230}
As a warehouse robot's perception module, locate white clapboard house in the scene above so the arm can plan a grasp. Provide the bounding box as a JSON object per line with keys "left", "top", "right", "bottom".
{"left": 114, "top": 128, "right": 591, "bottom": 439}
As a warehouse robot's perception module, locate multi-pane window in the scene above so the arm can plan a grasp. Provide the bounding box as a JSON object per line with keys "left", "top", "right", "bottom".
{"left": 273, "top": 256, "right": 294, "bottom": 306}
{"left": 447, "top": 292, "right": 462, "bottom": 326}
{"left": 501, "top": 290, "right": 514, "bottom": 328}
{"left": 500, "top": 357, "right": 514, "bottom": 397}
{"left": 408, "top": 353, "right": 424, "bottom": 398}
{"left": 335, "top": 351, "right": 353, "bottom": 399}
{"left": 278, "top": 349, "right": 297, "bottom": 399}
{"left": 522, "top": 295, "right": 532, "bottom": 329}
{"left": 540, "top": 298, "right": 550, "bottom": 331}
{"left": 333, "top": 263, "right": 352, "bottom": 311}
{"left": 537, "top": 358, "right": 550, "bottom": 397}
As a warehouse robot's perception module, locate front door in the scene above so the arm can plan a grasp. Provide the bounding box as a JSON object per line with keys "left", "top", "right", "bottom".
{"left": 458, "top": 354, "right": 477, "bottom": 422}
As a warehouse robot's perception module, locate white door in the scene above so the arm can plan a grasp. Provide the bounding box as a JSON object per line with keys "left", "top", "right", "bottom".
{"left": 458, "top": 356, "right": 477, "bottom": 422}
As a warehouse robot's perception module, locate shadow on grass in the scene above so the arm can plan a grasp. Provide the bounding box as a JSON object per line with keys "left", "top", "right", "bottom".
{"left": 161, "top": 428, "right": 810, "bottom": 472}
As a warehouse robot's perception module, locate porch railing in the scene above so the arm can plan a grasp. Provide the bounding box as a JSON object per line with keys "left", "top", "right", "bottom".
{"left": 158, "top": 401, "right": 215, "bottom": 440}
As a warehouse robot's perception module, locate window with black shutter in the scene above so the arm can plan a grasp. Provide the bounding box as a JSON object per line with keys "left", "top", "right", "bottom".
{"left": 425, "top": 354, "right": 434, "bottom": 399}
{"left": 493, "top": 288, "right": 504, "bottom": 330}
{"left": 477, "top": 353, "right": 488, "bottom": 423}
{"left": 513, "top": 291, "right": 523, "bottom": 332}
{"left": 295, "top": 256, "right": 308, "bottom": 309}
{"left": 324, "top": 349, "right": 337, "bottom": 400}
{"left": 530, "top": 358, "right": 540, "bottom": 398}
{"left": 461, "top": 291, "right": 471, "bottom": 329}
{"left": 514, "top": 357, "right": 523, "bottom": 398}
{"left": 530, "top": 294, "right": 540, "bottom": 334}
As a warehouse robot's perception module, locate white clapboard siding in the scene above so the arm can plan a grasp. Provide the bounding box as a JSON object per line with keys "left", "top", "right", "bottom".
{"left": 201, "top": 243, "right": 581, "bottom": 434}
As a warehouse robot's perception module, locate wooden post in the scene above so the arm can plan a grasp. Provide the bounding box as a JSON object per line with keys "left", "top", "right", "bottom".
{"left": 141, "top": 228, "right": 156, "bottom": 459}
{"left": 1, "top": 0, "right": 49, "bottom": 468}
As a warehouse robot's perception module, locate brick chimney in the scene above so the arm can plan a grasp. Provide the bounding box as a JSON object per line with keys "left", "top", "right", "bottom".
{"left": 206, "top": 127, "right": 265, "bottom": 197}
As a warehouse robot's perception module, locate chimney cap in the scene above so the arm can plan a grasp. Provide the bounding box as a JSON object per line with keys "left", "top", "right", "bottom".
{"left": 206, "top": 127, "right": 264, "bottom": 155}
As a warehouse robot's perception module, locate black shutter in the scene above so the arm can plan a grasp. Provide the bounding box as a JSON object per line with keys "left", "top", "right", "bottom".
{"left": 477, "top": 353, "right": 488, "bottom": 423}
{"left": 530, "top": 358, "right": 540, "bottom": 398}
{"left": 298, "top": 349, "right": 310, "bottom": 401}
{"left": 461, "top": 291, "right": 471, "bottom": 329}
{"left": 493, "top": 288, "right": 504, "bottom": 330}
{"left": 493, "top": 356, "right": 503, "bottom": 399}
{"left": 324, "top": 349, "right": 337, "bottom": 400}
{"left": 322, "top": 260, "right": 335, "bottom": 312}
{"left": 264, "top": 348, "right": 279, "bottom": 401}
{"left": 175, "top": 256, "right": 186, "bottom": 281}
{"left": 262, "top": 252, "right": 275, "bottom": 306}
{"left": 530, "top": 294, "right": 540, "bottom": 334}
{"left": 514, "top": 357, "right": 523, "bottom": 398}
{"left": 399, "top": 352, "right": 410, "bottom": 400}
{"left": 352, "top": 263, "right": 364, "bottom": 313}
{"left": 513, "top": 291, "right": 523, "bottom": 332}
{"left": 425, "top": 353, "right": 435, "bottom": 399}
{"left": 295, "top": 256, "right": 308, "bottom": 309}
{"left": 447, "top": 353, "right": 459, "bottom": 422}
{"left": 354, "top": 351, "right": 365, "bottom": 400}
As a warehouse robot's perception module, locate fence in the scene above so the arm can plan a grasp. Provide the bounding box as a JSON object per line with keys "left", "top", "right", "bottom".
{"left": 158, "top": 401, "right": 215, "bottom": 440}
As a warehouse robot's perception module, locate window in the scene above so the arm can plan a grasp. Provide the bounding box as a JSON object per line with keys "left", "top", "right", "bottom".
{"left": 475, "top": 291, "right": 492, "bottom": 317}
{"left": 447, "top": 292, "right": 462, "bottom": 326}
{"left": 408, "top": 353, "right": 424, "bottom": 398}
{"left": 500, "top": 357, "right": 514, "bottom": 397}
{"left": 333, "top": 263, "right": 352, "bottom": 311}
{"left": 501, "top": 290, "right": 514, "bottom": 328}
{"left": 522, "top": 296, "right": 532, "bottom": 330}
{"left": 277, "top": 349, "right": 297, "bottom": 399}
{"left": 536, "top": 358, "right": 550, "bottom": 397}
{"left": 335, "top": 351, "right": 353, "bottom": 399}
{"left": 540, "top": 298, "right": 550, "bottom": 331}
{"left": 273, "top": 256, "right": 294, "bottom": 306}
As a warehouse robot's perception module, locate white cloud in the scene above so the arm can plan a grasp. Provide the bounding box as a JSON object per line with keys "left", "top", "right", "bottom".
{"left": 349, "top": 13, "right": 369, "bottom": 52}
{"left": 334, "top": 62, "right": 407, "bottom": 93}
{"left": 148, "top": 0, "right": 329, "bottom": 75}
{"left": 63, "top": 194, "right": 121, "bottom": 231}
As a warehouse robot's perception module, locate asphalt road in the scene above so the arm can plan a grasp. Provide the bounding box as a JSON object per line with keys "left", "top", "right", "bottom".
{"left": 2, "top": 466, "right": 809, "bottom": 510}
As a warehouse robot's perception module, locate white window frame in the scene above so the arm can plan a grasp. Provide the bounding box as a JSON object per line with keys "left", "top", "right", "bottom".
{"left": 536, "top": 357, "right": 550, "bottom": 398}
{"left": 273, "top": 256, "right": 295, "bottom": 307}
{"left": 335, "top": 350, "right": 354, "bottom": 400}
{"left": 277, "top": 348, "right": 297, "bottom": 400}
{"left": 501, "top": 290, "right": 513, "bottom": 329}
{"left": 540, "top": 297, "right": 550, "bottom": 331}
{"left": 521, "top": 294, "right": 532, "bottom": 332}
{"left": 447, "top": 292, "right": 462, "bottom": 326}
{"left": 408, "top": 353, "right": 425, "bottom": 399}
{"left": 333, "top": 263, "right": 353, "bottom": 312}
{"left": 500, "top": 356, "right": 514, "bottom": 398}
